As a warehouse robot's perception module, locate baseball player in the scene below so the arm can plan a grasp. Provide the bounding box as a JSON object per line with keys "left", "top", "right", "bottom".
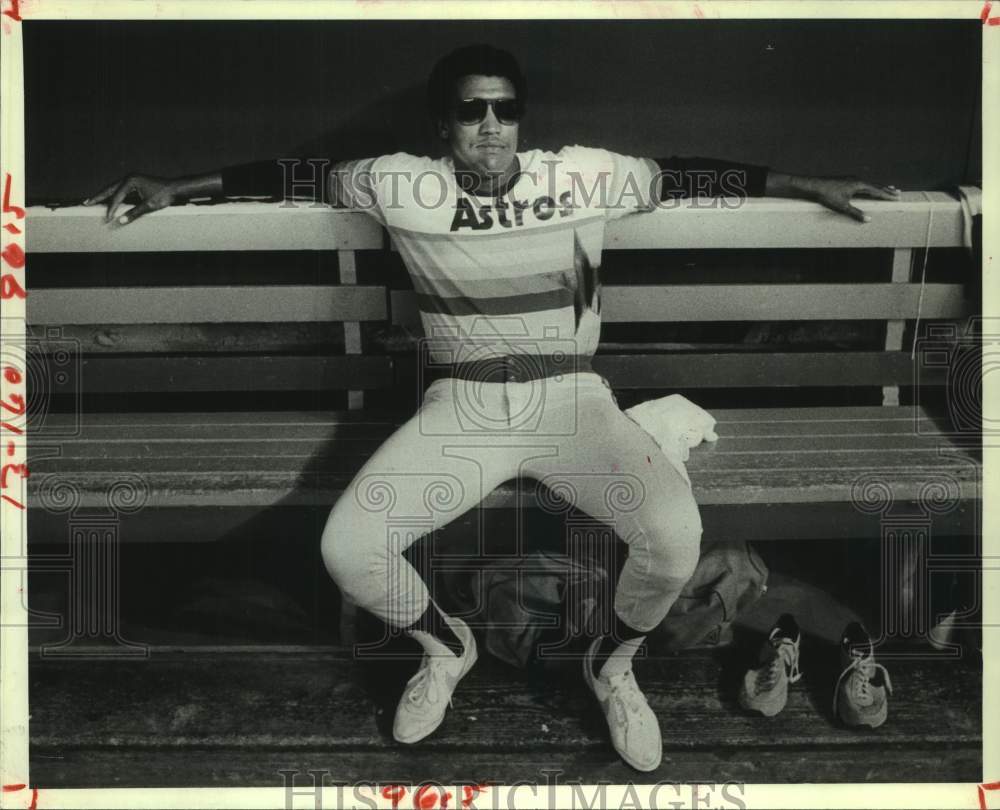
{"left": 87, "top": 44, "right": 900, "bottom": 771}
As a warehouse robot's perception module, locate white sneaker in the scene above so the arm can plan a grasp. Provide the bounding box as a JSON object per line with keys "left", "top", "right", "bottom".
{"left": 738, "top": 614, "right": 802, "bottom": 717}
{"left": 583, "top": 636, "right": 662, "bottom": 772}
{"left": 393, "top": 615, "right": 477, "bottom": 744}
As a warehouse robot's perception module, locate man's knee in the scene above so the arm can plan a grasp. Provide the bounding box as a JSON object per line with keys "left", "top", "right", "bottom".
{"left": 320, "top": 504, "right": 372, "bottom": 590}
{"left": 648, "top": 498, "right": 703, "bottom": 584}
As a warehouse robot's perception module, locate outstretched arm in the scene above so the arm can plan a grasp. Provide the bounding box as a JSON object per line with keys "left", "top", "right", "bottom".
{"left": 654, "top": 156, "right": 900, "bottom": 222}
{"left": 763, "top": 171, "right": 901, "bottom": 222}
{"left": 84, "top": 157, "right": 337, "bottom": 227}
{"left": 83, "top": 171, "right": 223, "bottom": 226}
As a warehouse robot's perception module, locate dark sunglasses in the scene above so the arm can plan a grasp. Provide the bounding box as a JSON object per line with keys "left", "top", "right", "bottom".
{"left": 454, "top": 97, "right": 522, "bottom": 125}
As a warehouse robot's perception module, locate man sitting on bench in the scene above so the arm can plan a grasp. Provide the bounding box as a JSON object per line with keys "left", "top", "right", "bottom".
{"left": 86, "top": 43, "right": 899, "bottom": 772}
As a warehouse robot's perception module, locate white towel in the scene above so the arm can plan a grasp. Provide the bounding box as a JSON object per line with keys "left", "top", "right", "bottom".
{"left": 624, "top": 394, "right": 719, "bottom": 486}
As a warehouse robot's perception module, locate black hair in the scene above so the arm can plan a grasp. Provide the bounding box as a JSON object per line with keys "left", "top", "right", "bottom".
{"left": 426, "top": 44, "right": 526, "bottom": 121}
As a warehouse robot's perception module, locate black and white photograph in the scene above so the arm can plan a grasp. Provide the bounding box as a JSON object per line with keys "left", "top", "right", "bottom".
{"left": 0, "top": 3, "right": 994, "bottom": 807}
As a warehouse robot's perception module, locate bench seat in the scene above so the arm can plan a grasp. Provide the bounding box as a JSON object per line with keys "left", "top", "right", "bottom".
{"left": 28, "top": 649, "right": 981, "bottom": 786}
{"left": 28, "top": 405, "right": 981, "bottom": 541}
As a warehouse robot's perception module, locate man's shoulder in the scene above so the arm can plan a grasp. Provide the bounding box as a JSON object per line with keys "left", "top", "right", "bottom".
{"left": 526, "top": 145, "right": 616, "bottom": 173}
{"left": 371, "top": 152, "right": 446, "bottom": 174}
{"left": 336, "top": 152, "right": 444, "bottom": 176}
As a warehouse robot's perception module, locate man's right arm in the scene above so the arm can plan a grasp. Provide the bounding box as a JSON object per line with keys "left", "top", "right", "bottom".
{"left": 84, "top": 157, "right": 339, "bottom": 226}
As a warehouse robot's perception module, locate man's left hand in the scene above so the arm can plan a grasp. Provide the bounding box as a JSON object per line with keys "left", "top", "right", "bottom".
{"left": 806, "top": 176, "right": 902, "bottom": 223}
{"left": 766, "top": 172, "right": 902, "bottom": 223}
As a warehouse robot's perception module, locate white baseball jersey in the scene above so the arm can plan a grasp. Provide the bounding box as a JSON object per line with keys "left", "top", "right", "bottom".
{"left": 331, "top": 146, "right": 659, "bottom": 364}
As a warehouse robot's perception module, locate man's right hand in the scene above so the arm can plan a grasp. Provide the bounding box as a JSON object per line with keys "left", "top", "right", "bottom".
{"left": 84, "top": 168, "right": 225, "bottom": 226}
{"left": 83, "top": 174, "right": 185, "bottom": 226}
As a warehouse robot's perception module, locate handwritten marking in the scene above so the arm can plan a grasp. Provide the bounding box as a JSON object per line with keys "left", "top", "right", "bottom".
{"left": 979, "top": 782, "right": 1000, "bottom": 810}
{"left": 1, "top": 463, "right": 29, "bottom": 487}
{"left": 1, "top": 241, "right": 24, "bottom": 269}
{"left": 1, "top": 0, "right": 21, "bottom": 22}
{"left": 382, "top": 785, "right": 406, "bottom": 809}
{"left": 461, "top": 785, "right": 487, "bottom": 807}
{"left": 1, "top": 493, "right": 24, "bottom": 509}
{"left": 2, "top": 173, "right": 24, "bottom": 219}
{"left": 414, "top": 784, "right": 442, "bottom": 809}
{"left": 7, "top": 441, "right": 15, "bottom": 455}
{"left": 2, "top": 784, "right": 27, "bottom": 792}
{"left": 1, "top": 392, "right": 25, "bottom": 415}
{"left": 0, "top": 273, "right": 27, "bottom": 299}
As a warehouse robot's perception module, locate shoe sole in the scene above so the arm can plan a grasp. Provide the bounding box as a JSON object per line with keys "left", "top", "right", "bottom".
{"left": 619, "top": 742, "right": 662, "bottom": 773}
{"left": 738, "top": 680, "right": 788, "bottom": 717}
{"left": 839, "top": 701, "right": 887, "bottom": 729}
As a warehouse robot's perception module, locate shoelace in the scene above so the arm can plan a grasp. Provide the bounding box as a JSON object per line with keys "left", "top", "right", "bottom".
{"left": 605, "top": 670, "right": 649, "bottom": 726}
{"left": 406, "top": 655, "right": 451, "bottom": 708}
{"left": 756, "top": 637, "right": 801, "bottom": 694}
{"left": 833, "top": 651, "right": 893, "bottom": 715}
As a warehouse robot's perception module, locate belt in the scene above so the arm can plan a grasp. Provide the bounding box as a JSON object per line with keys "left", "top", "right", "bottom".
{"left": 428, "top": 354, "right": 594, "bottom": 384}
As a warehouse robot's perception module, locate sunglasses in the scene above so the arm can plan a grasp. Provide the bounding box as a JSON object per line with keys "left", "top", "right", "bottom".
{"left": 454, "top": 97, "right": 522, "bottom": 125}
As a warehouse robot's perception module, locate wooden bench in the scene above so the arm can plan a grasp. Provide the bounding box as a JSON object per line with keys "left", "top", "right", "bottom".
{"left": 22, "top": 191, "right": 982, "bottom": 785}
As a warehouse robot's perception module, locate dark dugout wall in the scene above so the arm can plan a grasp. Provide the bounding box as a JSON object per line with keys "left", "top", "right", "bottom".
{"left": 25, "top": 19, "right": 980, "bottom": 203}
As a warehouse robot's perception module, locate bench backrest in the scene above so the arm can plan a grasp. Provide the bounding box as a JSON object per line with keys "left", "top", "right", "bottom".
{"left": 25, "top": 191, "right": 973, "bottom": 411}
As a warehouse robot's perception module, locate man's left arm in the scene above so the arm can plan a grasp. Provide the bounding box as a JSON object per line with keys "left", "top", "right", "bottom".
{"left": 652, "top": 156, "right": 901, "bottom": 222}
{"left": 763, "top": 170, "right": 900, "bottom": 222}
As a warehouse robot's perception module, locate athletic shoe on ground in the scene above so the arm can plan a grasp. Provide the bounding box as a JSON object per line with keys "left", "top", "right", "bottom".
{"left": 393, "top": 614, "right": 478, "bottom": 744}
{"left": 583, "top": 636, "right": 662, "bottom": 772}
{"left": 738, "top": 613, "right": 802, "bottom": 717}
{"left": 833, "top": 621, "right": 892, "bottom": 728}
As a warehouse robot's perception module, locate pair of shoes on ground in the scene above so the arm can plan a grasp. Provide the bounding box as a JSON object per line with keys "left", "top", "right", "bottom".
{"left": 393, "top": 616, "right": 662, "bottom": 773}
{"left": 738, "top": 614, "right": 893, "bottom": 728}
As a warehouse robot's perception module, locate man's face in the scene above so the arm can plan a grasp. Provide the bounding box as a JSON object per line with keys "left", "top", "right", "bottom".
{"left": 440, "top": 74, "right": 520, "bottom": 180}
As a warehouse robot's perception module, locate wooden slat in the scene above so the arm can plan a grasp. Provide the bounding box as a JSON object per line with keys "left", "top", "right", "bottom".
{"left": 26, "top": 204, "right": 384, "bottom": 252}
{"left": 883, "top": 248, "right": 914, "bottom": 406}
{"left": 71, "top": 356, "right": 393, "bottom": 392}
{"left": 71, "top": 348, "right": 936, "bottom": 395}
{"left": 26, "top": 406, "right": 966, "bottom": 446}
{"left": 605, "top": 192, "right": 965, "bottom": 249}
{"left": 338, "top": 249, "right": 365, "bottom": 412}
{"left": 390, "top": 284, "right": 967, "bottom": 326}
{"left": 591, "top": 351, "right": 947, "bottom": 388}
{"left": 27, "top": 193, "right": 965, "bottom": 254}
{"left": 601, "top": 283, "right": 966, "bottom": 322}
{"left": 25, "top": 450, "right": 979, "bottom": 509}
{"left": 28, "top": 652, "right": 980, "bottom": 786}
{"left": 33, "top": 433, "right": 954, "bottom": 461}
{"left": 31, "top": 323, "right": 348, "bottom": 354}
{"left": 28, "top": 448, "right": 975, "bottom": 476}
{"left": 29, "top": 285, "right": 386, "bottom": 325}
